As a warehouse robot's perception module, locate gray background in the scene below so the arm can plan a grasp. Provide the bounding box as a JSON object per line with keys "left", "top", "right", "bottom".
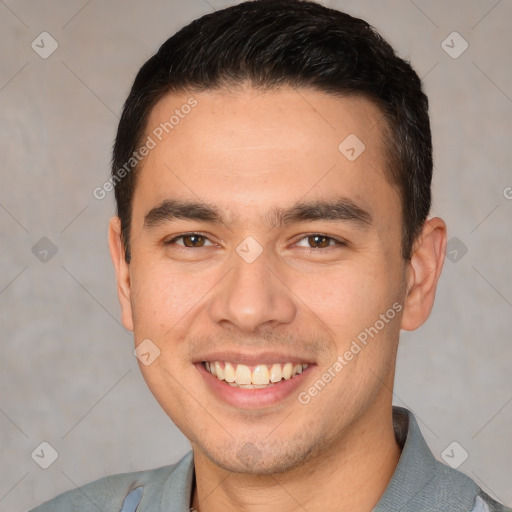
{"left": 0, "top": 0, "right": 511, "bottom": 510}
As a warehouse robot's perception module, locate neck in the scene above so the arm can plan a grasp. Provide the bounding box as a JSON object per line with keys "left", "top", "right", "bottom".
{"left": 190, "top": 403, "right": 402, "bottom": 512}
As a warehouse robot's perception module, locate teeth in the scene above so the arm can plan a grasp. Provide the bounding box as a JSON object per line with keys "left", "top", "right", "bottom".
{"left": 214, "top": 361, "right": 223, "bottom": 380}
{"left": 224, "top": 362, "right": 235, "bottom": 383}
{"left": 270, "top": 364, "right": 282, "bottom": 383}
{"left": 235, "top": 364, "right": 252, "bottom": 385}
{"left": 227, "top": 382, "right": 269, "bottom": 389}
{"left": 204, "top": 361, "right": 309, "bottom": 388}
{"left": 252, "top": 365, "right": 270, "bottom": 385}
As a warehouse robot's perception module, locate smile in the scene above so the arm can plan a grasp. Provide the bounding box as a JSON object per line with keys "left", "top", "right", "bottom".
{"left": 203, "top": 361, "right": 310, "bottom": 389}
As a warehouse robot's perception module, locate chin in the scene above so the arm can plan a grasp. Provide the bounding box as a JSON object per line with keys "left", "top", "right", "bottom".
{"left": 197, "top": 433, "right": 319, "bottom": 476}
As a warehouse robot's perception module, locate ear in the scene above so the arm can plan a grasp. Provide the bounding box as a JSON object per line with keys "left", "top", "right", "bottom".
{"left": 108, "top": 216, "right": 134, "bottom": 332}
{"left": 401, "top": 217, "right": 447, "bottom": 331}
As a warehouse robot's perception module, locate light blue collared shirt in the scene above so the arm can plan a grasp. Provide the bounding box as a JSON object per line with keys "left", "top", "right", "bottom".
{"left": 30, "top": 406, "right": 511, "bottom": 511}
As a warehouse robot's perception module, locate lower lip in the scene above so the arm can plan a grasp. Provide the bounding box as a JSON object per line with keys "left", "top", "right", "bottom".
{"left": 196, "top": 362, "right": 314, "bottom": 409}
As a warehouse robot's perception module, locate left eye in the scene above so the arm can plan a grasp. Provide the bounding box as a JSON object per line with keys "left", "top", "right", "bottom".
{"left": 295, "top": 234, "right": 342, "bottom": 249}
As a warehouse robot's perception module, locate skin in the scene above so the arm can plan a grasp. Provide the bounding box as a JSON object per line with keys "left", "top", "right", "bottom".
{"left": 109, "top": 84, "right": 447, "bottom": 512}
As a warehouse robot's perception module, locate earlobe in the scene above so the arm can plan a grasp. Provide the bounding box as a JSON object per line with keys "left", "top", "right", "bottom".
{"left": 400, "top": 217, "right": 447, "bottom": 331}
{"left": 108, "top": 217, "right": 134, "bottom": 332}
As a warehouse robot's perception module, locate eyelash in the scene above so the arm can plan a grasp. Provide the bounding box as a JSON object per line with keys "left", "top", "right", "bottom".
{"left": 164, "top": 233, "right": 346, "bottom": 251}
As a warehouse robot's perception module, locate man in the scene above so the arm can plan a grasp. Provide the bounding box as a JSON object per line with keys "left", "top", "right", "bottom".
{"left": 31, "top": 0, "right": 511, "bottom": 511}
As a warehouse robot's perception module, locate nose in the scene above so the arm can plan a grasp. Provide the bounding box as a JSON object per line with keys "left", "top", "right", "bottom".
{"left": 208, "top": 243, "right": 297, "bottom": 333}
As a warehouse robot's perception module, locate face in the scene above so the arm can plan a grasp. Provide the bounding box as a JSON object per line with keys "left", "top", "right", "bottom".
{"left": 109, "top": 85, "right": 435, "bottom": 476}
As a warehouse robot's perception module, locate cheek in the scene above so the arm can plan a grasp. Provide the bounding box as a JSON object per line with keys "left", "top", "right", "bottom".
{"left": 291, "top": 260, "right": 392, "bottom": 330}
{"left": 129, "top": 258, "right": 213, "bottom": 335}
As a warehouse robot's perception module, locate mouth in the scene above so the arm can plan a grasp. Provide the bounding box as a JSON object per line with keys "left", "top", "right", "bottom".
{"left": 202, "top": 361, "right": 310, "bottom": 389}
{"left": 196, "top": 357, "right": 314, "bottom": 408}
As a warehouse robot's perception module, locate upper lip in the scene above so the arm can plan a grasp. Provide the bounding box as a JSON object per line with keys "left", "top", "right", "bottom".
{"left": 193, "top": 351, "right": 315, "bottom": 366}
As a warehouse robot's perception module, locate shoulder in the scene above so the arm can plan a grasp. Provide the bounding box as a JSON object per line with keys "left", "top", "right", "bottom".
{"left": 428, "top": 460, "right": 511, "bottom": 512}
{"left": 387, "top": 407, "right": 511, "bottom": 511}
{"left": 471, "top": 490, "right": 512, "bottom": 512}
{"left": 29, "top": 458, "right": 187, "bottom": 512}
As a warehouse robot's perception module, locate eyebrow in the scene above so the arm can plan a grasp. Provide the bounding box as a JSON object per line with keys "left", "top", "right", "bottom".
{"left": 143, "top": 197, "right": 372, "bottom": 229}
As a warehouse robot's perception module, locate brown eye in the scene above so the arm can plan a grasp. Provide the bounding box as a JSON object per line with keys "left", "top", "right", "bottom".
{"left": 165, "top": 233, "right": 214, "bottom": 248}
{"left": 306, "top": 235, "right": 332, "bottom": 248}
{"left": 182, "top": 234, "right": 206, "bottom": 247}
{"left": 295, "top": 234, "right": 341, "bottom": 249}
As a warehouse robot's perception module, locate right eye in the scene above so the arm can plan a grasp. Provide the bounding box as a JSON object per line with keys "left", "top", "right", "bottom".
{"left": 164, "top": 233, "right": 216, "bottom": 248}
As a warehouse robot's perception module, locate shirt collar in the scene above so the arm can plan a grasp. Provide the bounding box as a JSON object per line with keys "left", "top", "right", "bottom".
{"left": 372, "top": 405, "right": 439, "bottom": 510}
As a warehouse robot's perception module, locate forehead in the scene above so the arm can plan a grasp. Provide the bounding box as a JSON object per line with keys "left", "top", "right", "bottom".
{"left": 135, "top": 85, "right": 397, "bottom": 226}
